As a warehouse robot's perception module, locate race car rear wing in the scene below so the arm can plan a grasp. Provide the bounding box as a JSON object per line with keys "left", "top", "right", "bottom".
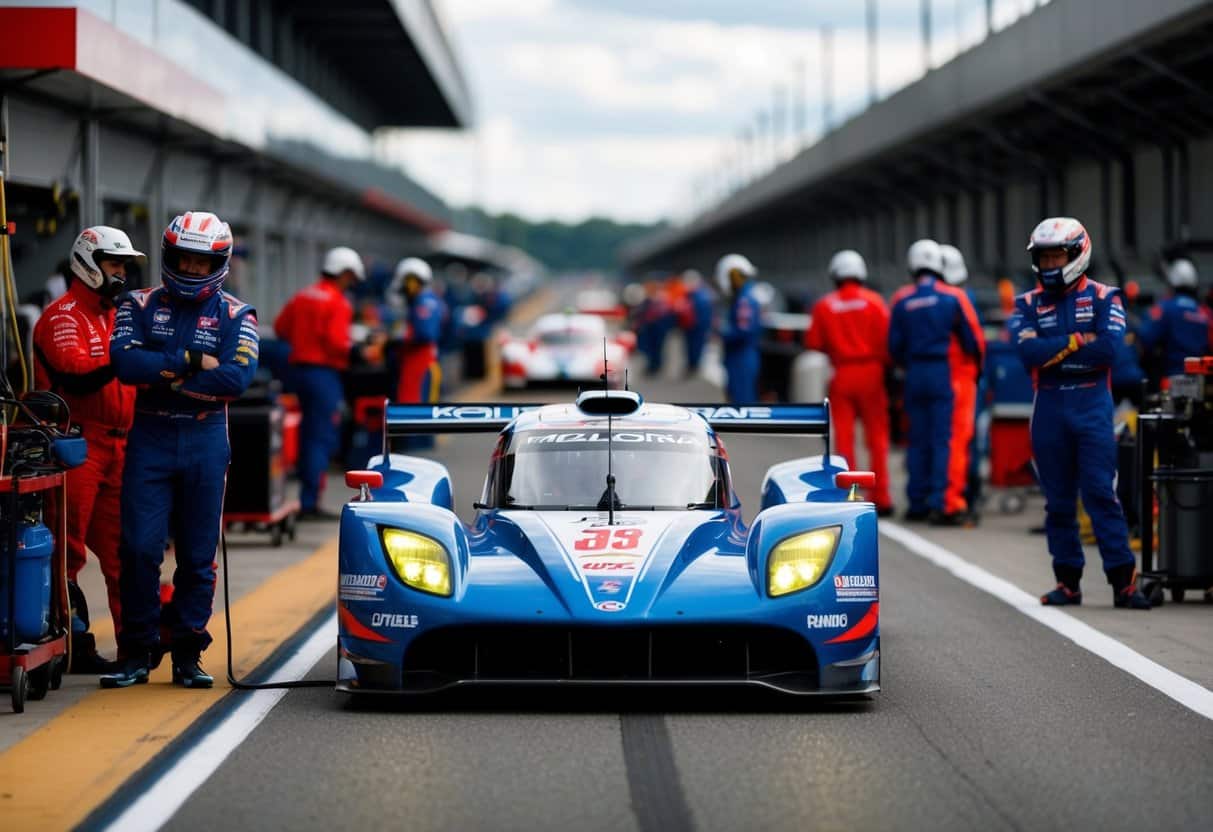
{"left": 677, "top": 402, "right": 832, "bottom": 458}
{"left": 383, "top": 403, "right": 544, "bottom": 438}
{"left": 383, "top": 400, "right": 832, "bottom": 456}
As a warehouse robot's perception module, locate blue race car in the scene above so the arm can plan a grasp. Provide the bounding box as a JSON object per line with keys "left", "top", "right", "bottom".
{"left": 336, "top": 390, "right": 880, "bottom": 697}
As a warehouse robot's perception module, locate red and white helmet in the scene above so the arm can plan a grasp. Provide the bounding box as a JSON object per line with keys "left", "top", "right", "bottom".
{"left": 827, "top": 249, "right": 868, "bottom": 282}
{"left": 70, "top": 226, "right": 144, "bottom": 297}
{"left": 162, "top": 211, "right": 233, "bottom": 301}
{"left": 939, "top": 244, "right": 968, "bottom": 286}
{"left": 1028, "top": 217, "right": 1091, "bottom": 292}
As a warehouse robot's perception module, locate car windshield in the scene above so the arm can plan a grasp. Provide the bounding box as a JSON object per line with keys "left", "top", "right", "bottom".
{"left": 486, "top": 426, "right": 723, "bottom": 509}
{"left": 537, "top": 329, "right": 597, "bottom": 346}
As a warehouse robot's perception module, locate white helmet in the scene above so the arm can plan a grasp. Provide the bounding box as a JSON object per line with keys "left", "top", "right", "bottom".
{"left": 907, "top": 239, "right": 943, "bottom": 277}
{"left": 394, "top": 256, "right": 433, "bottom": 286}
{"left": 70, "top": 226, "right": 144, "bottom": 297}
{"left": 1027, "top": 217, "right": 1091, "bottom": 292}
{"left": 827, "top": 249, "right": 867, "bottom": 283}
{"left": 714, "top": 253, "right": 756, "bottom": 293}
{"left": 322, "top": 246, "right": 365, "bottom": 281}
{"left": 939, "top": 244, "right": 968, "bottom": 286}
{"left": 1167, "top": 258, "right": 1198, "bottom": 290}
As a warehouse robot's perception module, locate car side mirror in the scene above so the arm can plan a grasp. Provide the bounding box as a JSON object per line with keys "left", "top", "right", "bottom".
{"left": 346, "top": 470, "right": 383, "bottom": 502}
{"left": 834, "top": 471, "right": 876, "bottom": 502}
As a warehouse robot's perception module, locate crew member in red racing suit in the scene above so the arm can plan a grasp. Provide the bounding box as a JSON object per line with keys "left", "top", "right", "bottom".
{"left": 33, "top": 226, "right": 142, "bottom": 669}
{"left": 805, "top": 249, "right": 893, "bottom": 515}
{"left": 275, "top": 247, "right": 365, "bottom": 519}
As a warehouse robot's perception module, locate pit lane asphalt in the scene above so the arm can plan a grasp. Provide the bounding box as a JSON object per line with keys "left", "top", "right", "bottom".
{"left": 148, "top": 373, "right": 1213, "bottom": 832}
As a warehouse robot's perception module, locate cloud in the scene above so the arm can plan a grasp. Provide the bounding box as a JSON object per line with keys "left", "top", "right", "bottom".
{"left": 392, "top": 0, "right": 1051, "bottom": 223}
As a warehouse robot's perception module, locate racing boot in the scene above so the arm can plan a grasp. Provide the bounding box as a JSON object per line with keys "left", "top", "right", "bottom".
{"left": 99, "top": 649, "right": 151, "bottom": 688}
{"left": 902, "top": 508, "right": 931, "bottom": 523}
{"left": 1041, "top": 564, "right": 1083, "bottom": 606}
{"left": 928, "top": 510, "right": 969, "bottom": 527}
{"left": 1108, "top": 565, "right": 1151, "bottom": 610}
{"left": 171, "top": 650, "right": 214, "bottom": 689}
{"left": 68, "top": 631, "right": 117, "bottom": 674}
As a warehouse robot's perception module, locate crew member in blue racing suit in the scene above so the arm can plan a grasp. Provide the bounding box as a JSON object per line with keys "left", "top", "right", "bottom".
{"left": 715, "top": 253, "right": 762, "bottom": 403}
{"left": 101, "top": 211, "right": 260, "bottom": 689}
{"left": 1008, "top": 217, "right": 1149, "bottom": 609}
{"left": 681, "top": 269, "right": 714, "bottom": 375}
{"left": 1138, "top": 257, "right": 1212, "bottom": 382}
{"left": 888, "top": 240, "right": 984, "bottom": 524}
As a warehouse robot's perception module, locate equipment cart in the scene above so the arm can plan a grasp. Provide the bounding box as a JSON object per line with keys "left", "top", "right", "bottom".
{"left": 1, "top": 471, "right": 69, "bottom": 713}
{"left": 1136, "top": 359, "right": 1213, "bottom": 605}
{"left": 223, "top": 395, "right": 298, "bottom": 547}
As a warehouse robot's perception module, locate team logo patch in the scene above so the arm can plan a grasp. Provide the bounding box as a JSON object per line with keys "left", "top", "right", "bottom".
{"left": 154, "top": 309, "right": 172, "bottom": 324}
{"left": 198, "top": 316, "right": 219, "bottom": 330}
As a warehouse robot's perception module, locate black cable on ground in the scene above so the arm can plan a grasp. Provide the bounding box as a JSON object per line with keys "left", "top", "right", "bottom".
{"left": 221, "top": 530, "right": 334, "bottom": 690}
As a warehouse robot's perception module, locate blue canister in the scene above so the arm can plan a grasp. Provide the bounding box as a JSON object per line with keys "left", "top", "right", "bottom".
{"left": 0, "top": 521, "right": 54, "bottom": 643}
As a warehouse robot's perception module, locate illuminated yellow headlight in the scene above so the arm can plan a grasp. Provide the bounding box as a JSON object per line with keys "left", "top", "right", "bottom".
{"left": 767, "top": 526, "right": 841, "bottom": 597}
{"left": 381, "top": 528, "right": 452, "bottom": 597}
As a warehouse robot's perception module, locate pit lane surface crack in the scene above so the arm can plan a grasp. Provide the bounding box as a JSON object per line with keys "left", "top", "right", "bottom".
{"left": 621, "top": 714, "right": 695, "bottom": 832}
{"left": 904, "top": 710, "right": 1023, "bottom": 832}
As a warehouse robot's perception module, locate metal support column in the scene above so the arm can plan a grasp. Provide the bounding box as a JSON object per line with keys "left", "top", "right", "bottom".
{"left": 79, "top": 116, "right": 101, "bottom": 228}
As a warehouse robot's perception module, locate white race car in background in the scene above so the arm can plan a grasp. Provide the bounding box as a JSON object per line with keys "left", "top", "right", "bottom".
{"left": 501, "top": 313, "right": 633, "bottom": 389}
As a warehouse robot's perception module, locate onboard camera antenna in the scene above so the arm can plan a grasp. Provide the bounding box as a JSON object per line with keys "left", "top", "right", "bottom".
{"left": 602, "top": 338, "right": 615, "bottom": 526}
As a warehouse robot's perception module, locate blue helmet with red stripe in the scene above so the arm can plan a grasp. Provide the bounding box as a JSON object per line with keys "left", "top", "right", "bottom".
{"left": 161, "top": 211, "right": 232, "bottom": 301}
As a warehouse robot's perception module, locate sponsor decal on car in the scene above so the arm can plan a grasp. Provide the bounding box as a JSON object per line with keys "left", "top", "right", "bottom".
{"left": 371, "top": 612, "right": 419, "bottom": 629}
{"left": 339, "top": 573, "right": 388, "bottom": 602}
{"left": 594, "top": 600, "right": 625, "bottom": 612}
{"left": 834, "top": 574, "right": 879, "bottom": 602}
{"left": 579, "top": 558, "right": 639, "bottom": 572}
{"left": 526, "top": 432, "right": 696, "bottom": 445}
{"left": 687, "top": 405, "right": 772, "bottom": 420}
{"left": 597, "top": 580, "right": 623, "bottom": 595}
{"left": 806, "top": 613, "right": 848, "bottom": 629}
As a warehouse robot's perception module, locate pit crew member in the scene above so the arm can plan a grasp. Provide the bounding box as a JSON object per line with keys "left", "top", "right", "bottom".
{"left": 1008, "top": 217, "right": 1149, "bottom": 609}
{"left": 101, "top": 211, "right": 260, "bottom": 689}
{"left": 33, "top": 226, "right": 142, "bottom": 670}
{"left": 274, "top": 246, "right": 366, "bottom": 520}
{"left": 804, "top": 249, "right": 893, "bottom": 515}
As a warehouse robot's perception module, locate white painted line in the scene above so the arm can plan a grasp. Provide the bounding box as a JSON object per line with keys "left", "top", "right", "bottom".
{"left": 101, "top": 612, "right": 337, "bottom": 832}
{"left": 879, "top": 522, "right": 1213, "bottom": 721}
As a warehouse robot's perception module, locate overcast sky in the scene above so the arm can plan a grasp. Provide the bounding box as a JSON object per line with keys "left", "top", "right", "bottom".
{"left": 379, "top": 0, "right": 1047, "bottom": 224}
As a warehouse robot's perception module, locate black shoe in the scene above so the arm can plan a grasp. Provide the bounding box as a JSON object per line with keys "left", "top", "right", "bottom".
{"left": 298, "top": 507, "right": 339, "bottom": 522}
{"left": 876, "top": 506, "right": 895, "bottom": 518}
{"left": 100, "top": 653, "right": 150, "bottom": 688}
{"left": 929, "top": 511, "right": 969, "bottom": 527}
{"left": 172, "top": 653, "right": 214, "bottom": 689}
{"left": 70, "top": 649, "right": 117, "bottom": 675}
{"left": 903, "top": 508, "right": 930, "bottom": 523}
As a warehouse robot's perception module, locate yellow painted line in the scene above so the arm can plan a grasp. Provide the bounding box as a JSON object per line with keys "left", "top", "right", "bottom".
{"left": 0, "top": 538, "right": 337, "bottom": 830}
